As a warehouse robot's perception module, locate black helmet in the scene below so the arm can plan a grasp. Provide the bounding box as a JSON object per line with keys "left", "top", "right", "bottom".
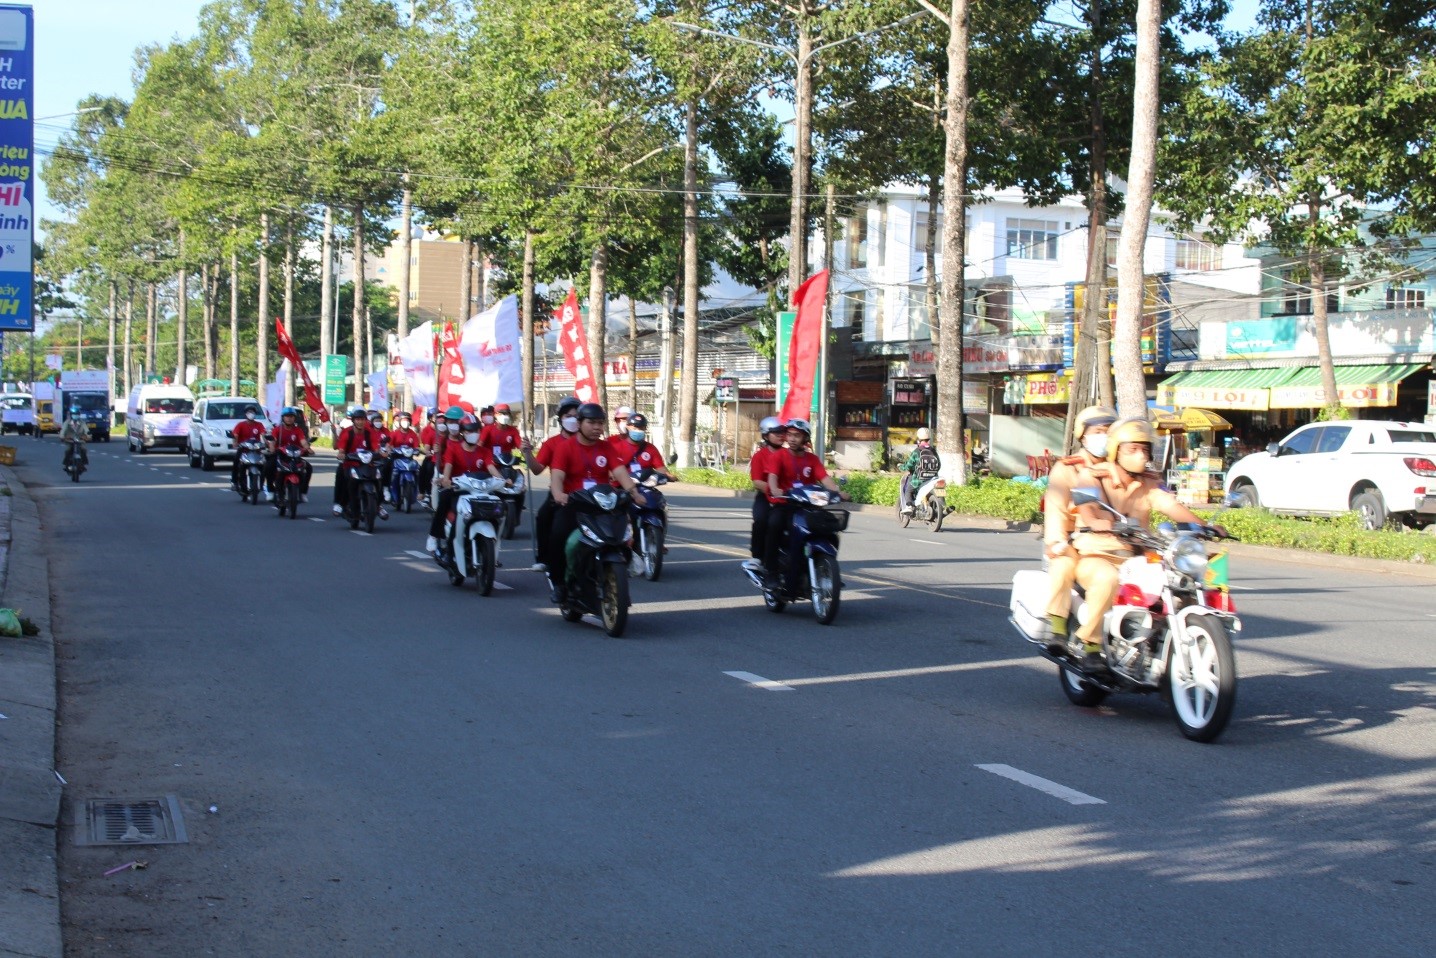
{"left": 577, "top": 402, "right": 605, "bottom": 422}
{"left": 627, "top": 413, "right": 649, "bottom": 431}
{"left": 556, "top": 396, "right": 581, "bottom": 418}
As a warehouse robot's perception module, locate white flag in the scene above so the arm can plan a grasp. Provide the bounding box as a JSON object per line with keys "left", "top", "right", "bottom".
{"left": 453, "top": 296, "right": 522, "bottom": 409}
{"left": 397, "top": 321, "right": 436, "bottom": 409}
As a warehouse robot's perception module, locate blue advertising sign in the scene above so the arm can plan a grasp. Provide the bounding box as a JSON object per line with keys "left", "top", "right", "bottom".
{"left": 0, "top": 6, "right": 31, "bottom": 332}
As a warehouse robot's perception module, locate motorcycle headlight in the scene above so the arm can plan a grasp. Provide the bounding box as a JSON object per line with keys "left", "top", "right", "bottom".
{"left": 1167, "top": 537, "right": 1208, "bottom": 580}
{"left": 807, "top": 490, "right": 831, "bottom": 507}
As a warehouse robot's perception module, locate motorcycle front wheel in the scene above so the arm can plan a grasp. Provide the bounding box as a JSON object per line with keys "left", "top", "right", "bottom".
{"left": 1167, "top": 614, "right": 1237, "bottom": 743}
{"left": 249, "top": 470, "right": 262, "bottom": 504}
{"left": 476, "top": 538, "right": 496, "bottom": 596}
{"left": 601, "top": 563, "right": 629, "bottom": 637}
{"left": 810, "top": 554, "right": 841, "bottom": 625}
{"left": 1058, "top": 664, "right": 1109, "bottom": 708}
{"left": 362, "top": 488, "right": 377, "bottom": 533}
{"left": 503, "top": 502, "right": 520, "bottom": 540}
{"left": 641, "top": 525, "right": 664, "bottom": 581}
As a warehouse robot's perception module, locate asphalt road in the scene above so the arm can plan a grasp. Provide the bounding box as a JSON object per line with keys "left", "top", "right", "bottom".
{"left": 19, "top": 444, "right": 1436, "bottom": 956}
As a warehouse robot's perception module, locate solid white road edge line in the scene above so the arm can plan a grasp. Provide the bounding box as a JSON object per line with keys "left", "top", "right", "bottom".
{"left": 723, "top": 670, "right": 796, "bottom": 691}
{"left": 975, "top": 764, "right": 1106, "bottom": 806}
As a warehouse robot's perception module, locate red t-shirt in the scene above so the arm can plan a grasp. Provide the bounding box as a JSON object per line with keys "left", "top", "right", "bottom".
{"left": 270, "top": 425, "right": 308, "bottom": 449}
{"left": 611, "top": 436, "right": 665, "bottom": 473}
{"left": 769, "top": 449, "right": 827, "bottom": 502}
{"left": 419, "top": 424, "right": 438, "bottom": 448}
{"left": 443, "top": 442, "right": 492, "bottom": 477}
{"left": 750, "top": 445, "right": 782, "bottom": 485}
{"left": 232, "top": 419, "right": 267, "bottom": 444}
{"left": 389, "top": 428, "right": 421, "bottom": 450}
{"left": 550, "top": 437, "right": 620, "bottom": 494}
{"left": 480, "top": 423, "right": 523, "bottom": 458}
{"left": 337, "top": 424, "right": 381, "bottom": 456}
{"left": 535, "top": 432, "right": 572, "bottom": 470}
{"left": 371, "top": 426, "right": 392, "bottom": 446}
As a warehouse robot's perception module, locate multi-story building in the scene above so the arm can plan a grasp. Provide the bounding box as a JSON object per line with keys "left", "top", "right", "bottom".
{"left": 376, "top": 231, "right": 487, "bottom": 326}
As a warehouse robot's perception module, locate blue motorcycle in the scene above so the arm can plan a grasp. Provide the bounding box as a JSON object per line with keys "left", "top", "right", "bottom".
{"left": 629, "top": 467, "right": 670, "bottom": 581}
{"left": 389, "top": 444, "right": 420, "bottom": 513}
{"left": 742, "top": 484, "right": 848, "bottom": 625}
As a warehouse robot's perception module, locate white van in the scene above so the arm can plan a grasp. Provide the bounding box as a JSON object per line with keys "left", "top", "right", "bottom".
{"left": 126, "top": 384, "right": 195, "bottom": 453}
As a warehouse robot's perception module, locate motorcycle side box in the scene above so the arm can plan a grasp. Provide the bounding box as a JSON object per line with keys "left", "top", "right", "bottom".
{"left": 1010, "top": 569, "right": 1050, "bottom": 641}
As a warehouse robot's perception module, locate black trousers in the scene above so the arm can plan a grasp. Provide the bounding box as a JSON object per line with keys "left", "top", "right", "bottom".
{"left": 548, "top": 500, "right": 580, "bottom": 584}
{"left": 763, "top": 503, "right": 794, "bottom": 574}
{"left": 429, "top": 488, "right": 464, "bottom": 541}
{"left": 534, "top": 493, "right": 559, "bottom": 566}
{"left": 418, "top": 455, "right": 436, "bottom": 496}
{"left": 750, "top": 493, "right": 771, "bottom": 559}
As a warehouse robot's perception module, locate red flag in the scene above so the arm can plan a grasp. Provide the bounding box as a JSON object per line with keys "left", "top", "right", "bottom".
{"left": 437, "top": 320, "right": 468, "bottom": 411}
{"left": 556, "top": 288, "right": 599, "bottom": 403}
{"left": 780, "top": 270, "right": 829, "bottom": 422}
{"left": 274, "top": 318, "right": 330, "bottom": 422}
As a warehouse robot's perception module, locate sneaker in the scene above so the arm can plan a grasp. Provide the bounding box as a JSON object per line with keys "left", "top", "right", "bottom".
{"left": 531, "top": 561, "right": 548, "bottom": 572}
{"left": 332, "top": 504, "right": 343, "bottom": 516}
{"left": 300, "top": 495, "right": 308, "bottom": 503}
{"left": 901, "top": 506, "right": 914, "bottom": 515}
{"left": 265, "top": 491, "right": 275, "bottom": 502}
{"left": 425, "top": 536, "right": 439, "bottom": 553}
{"left": 379, "top": 507, "right": 389, "bottom": 521}
{"left": 383, "top": 490, "right": 393, "bottom": 503}
{"left": 741, "top": 558, "right": 764, "bottom": 572}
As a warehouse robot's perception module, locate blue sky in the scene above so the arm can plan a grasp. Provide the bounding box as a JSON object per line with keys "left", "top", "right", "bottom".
{"left": 31, "top": 0, "right": 1263, "bottom": 230}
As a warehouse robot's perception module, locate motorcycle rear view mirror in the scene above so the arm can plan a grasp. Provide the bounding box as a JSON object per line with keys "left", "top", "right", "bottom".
{"left": 1071, "top": 487, "right": 1125, "bottom": 520}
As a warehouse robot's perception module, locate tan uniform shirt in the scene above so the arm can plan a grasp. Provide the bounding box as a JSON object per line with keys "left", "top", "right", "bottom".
{"left": 1072, "top": 465, "right": 1187, "bottom": 556}
{"left": 1043, "top": 452, "right": 1105, "bottom": 548}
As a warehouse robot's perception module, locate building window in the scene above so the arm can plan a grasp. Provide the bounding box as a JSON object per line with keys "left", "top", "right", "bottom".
{"left": 1275, "top": 268, "right": 1340, "bottom": 315}
{"left": 849, "top": 293, "right": 867, "bottom": 342}
{"left": 1006, "top": 218, "right": 1059, "bottom": 261}
{"left": 873, "top": 202, "right": 887, "bottom": 269}
{"left": 1176, "top": 237, "right": 1222, "bottom": 271}
{"left": 1105, "top": 229, "right": 1120, "bottom": 268}
{"left": 915, "top": 213, "right": 943, "bottom": 262}
{"left": 1386, "top": 286, "right": 1426, "bottom": 309}
{"left": 847, "top": 209, "right": 869, "bottom": 269}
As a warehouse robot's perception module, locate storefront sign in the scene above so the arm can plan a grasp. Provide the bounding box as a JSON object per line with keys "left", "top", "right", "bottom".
{"left": 1269, "top": 381, "right": 1398, "bottom": 409}
{"left": 322, "top": 354, "right": 347, "bottom": 404}
{"left": 1065, "top": 276, "right": 1170, "bottom": 371}
{"left": 907, "top": 348, "right": 936, "bottom": 378}
{"left": 1004, "top": 372, "right": 1070, "bottom": 405}
{"left": 963, "top": 380, "right": 987, "bottom": 414}
{"left": 964, "top": 342, "right": 1006, "bottom": 374}
{"left": 1006, "top": 335, "right": 1064, "bottom": 371}
{"left": 1225, "top": 318, "right": 1299, "bottom": 356}
{"left": 0, "top": 7, "right": 33, "bottom": 332}
{"left": 1205, "top": 311, "right": 1436, "bottom": 361}
{"left": 1162, "top": 384, "right": 1269, "bottom": 410}
{"left": 604, "top": 356, "right": 631, "bottom": 387}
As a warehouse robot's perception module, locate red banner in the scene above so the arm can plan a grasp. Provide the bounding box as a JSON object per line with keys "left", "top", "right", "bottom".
{"left": 273, "top": 318, "right": 330, "bottom": 422}
{"left": 556, "top": 288, "right": 599, "bottom": 403}
{"left": 437, "top": 320, "right": 468, "bottom": 411}
{"left": 780, "top": 270, "right": 829, "bottom": 422}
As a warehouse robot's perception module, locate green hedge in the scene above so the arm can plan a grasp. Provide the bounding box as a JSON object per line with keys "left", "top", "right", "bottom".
{"left": 676, "top": 466, "right": 1436, "bottom": 563}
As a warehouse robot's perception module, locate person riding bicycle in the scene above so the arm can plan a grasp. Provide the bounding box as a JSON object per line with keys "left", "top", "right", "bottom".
{"left": 425, "top": 414, "right": 510, "bottom": 563}
{"left": 265, "top": 406, "right": 313, "bottom": 502}
{"left": 60, "top": 407, "right": 89, "bottom": 470}
{"left": 743, "top": 416, "right": 788, "bottom": 573}
{"left": 332, "top": 406, "right": 388, "bottom": 520}
{"left": 761, "top": 418, "right": 849, "bottom": 584}
{"left": 899, "top": 427, "right": 942, "bottom": 515}
{"left": 1063, "top": 416, "right": 1219, "bottom": 670}
{"left": 229, "top": 405, "right": 268, "bottom": 491}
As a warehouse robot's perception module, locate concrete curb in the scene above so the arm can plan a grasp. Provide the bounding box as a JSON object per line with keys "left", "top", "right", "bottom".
{"left": 0, "top": 463, "right": 62, "bottom": 958}
{"left": 672, "top": 480, "right": 1436, "bottom": 579}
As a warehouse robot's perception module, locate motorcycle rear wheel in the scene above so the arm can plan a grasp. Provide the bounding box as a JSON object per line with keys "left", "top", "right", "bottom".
{"left": 601, "top": 564, "right": 629, "bottom": 637}
{"left": 1058, "top": 664, "right": 1109, "bottom": 708}
{"left": 1167, "top": 614, "right": 1237, "bottom": 743}
{"left": 897, "top": 498, "right": 912, "bottom": 528}
{"left": 641, "top": 525, "right": 664, "bottom": 581}
{"left": 810, "top": 554, "right": 840, "bottom": 625}
{"left": 931, "top": 503, "right": 944, "bottom": 533}
{"left": 503, "top": 502, "right": 520, "bottom": 540}
{"left": 476, "top": 538, "right": 496, "bottom": 596}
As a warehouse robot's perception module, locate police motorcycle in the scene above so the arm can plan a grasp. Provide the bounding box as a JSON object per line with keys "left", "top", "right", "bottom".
{"left": 560, "top": 486, "right": 635, "bottom": 637}
{"left": 435, "top": 472, "right": 505, "bottom": 595}
{"left": 273, "top": 443, "right": 305, "bottom": 519}
{"left": 340, "top": 448, "right": 382, "bottom": 532}
{"left": 389, "top": 444, "right": 421, "bottom": 513}
{"left": 492, "top": 450, "right": 527, "bottom": 540}
{"left": 1008, "top": 488, "right": 1243, "bottom": 743}
{"left": 742, "top": 483, "right": 849, "bottom": 625}
{"left": 234, "top": 438, "right": 267, "bottom": 505}
{"left": 629, "top": 467, "right": 669, "bottom": 581}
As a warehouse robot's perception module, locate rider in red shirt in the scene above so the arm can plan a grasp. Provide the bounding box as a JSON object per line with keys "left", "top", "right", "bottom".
{"left": 382, "top": 410, "right": 421, "bottom": 502}
{"left": 744, "top": 417, "right": 789, "bottom": 572}
{"left": 426, "top": 414, "right": 511, "bottom": 559}
{"left": 609, "top": 413, "right": 672, "bottom": 479}
{"left": 480, "top": 402, "right": 524, "bottom": 461}
{"left": 333, "top": 407, "right": 386, "bottom": 519}
{"left": 527, "top": 396, "right": 580, "bottom": 574}
{"left": 229, "top": 404, "right": 268, "bottom": 490}
{"left": 761, "top": 418, "right": 848, "bottom": 582}
{"left": 265, "top": 406, "right": 313, "bottom": 501}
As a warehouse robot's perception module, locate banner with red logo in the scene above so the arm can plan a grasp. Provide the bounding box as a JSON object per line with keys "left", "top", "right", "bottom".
{"left": 274, "top": 318, "right": 330, "bottom": 422}
{"left": 780, "top": 270, "right": 829, "bottom": 422}
{"left": 437, "top": 320, "right": 467, "bottom": 410}
{"left": 556, "top": 288, "right": 599, "bottom": 403}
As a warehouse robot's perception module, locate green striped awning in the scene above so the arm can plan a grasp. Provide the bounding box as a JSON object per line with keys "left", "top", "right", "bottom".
{"left": 1160, "top": 368, "right": 1299, "bottom": 390}
{"left": 1271, "top": 364, "right": 1423, "bottom": 388}
{"left": 1157, "top": 368, "right": 1300, "bottom": 410}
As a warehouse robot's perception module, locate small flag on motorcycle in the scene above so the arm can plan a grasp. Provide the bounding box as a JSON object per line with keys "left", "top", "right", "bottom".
{"left": 1205, "top": 551, "right": 1229, "bottom": 591}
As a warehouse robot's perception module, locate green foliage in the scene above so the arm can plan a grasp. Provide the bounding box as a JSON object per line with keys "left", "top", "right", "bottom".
{"left": 673, "top": 467, "right": 754, "bottom": 490}
{"left": 1195, "top": 507, "right": 1436, "bottom": 564}
{"left": 1316, "top": 403, "right": 1352, "bottom": 422}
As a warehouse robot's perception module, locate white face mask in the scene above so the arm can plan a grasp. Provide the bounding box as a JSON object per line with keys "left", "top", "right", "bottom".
{"left": 445, "top": 423, "right": 459, "bottom": 434}
{"left": 1082, "top": 434, "right": 1108, "bottom": 458}
{"left": 561, "top": 416, "right": 579, "bottom": 433}
{"left": 497, "top": 415, "right": 511, "bottom": 426}
{"left": 481, "top": 415, "right": 494, "bottom": 424}
{"left": 462, "top": 431, "right": 480, "bottom": 444}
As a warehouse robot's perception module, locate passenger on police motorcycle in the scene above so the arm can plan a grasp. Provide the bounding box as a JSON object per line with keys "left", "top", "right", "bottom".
{"left": 743, "top": 416, "right": 789, "bottom": 574}
{"left": 1062, "top": 417, "right": 1223, "bottom": 670}
{"left": 1042, "top": 405, "right": 1117, "bottom": 651}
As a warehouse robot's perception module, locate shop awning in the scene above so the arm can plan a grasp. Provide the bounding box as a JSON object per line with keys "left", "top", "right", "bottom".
{"left": 1268, "top": 364, "right": 1423, "bottom": 408}
{"left": 1157, "top": 368, "right": 1297, "bottom": 411}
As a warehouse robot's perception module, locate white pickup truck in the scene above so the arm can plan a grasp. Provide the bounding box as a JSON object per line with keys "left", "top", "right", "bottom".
{"left": 1224, "top": 420, "right": 1436, "bottom": 530}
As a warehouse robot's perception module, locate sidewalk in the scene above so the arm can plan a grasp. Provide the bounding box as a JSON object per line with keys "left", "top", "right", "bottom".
{"left": 0, "top": 463, "right": 62, "bottom": 958}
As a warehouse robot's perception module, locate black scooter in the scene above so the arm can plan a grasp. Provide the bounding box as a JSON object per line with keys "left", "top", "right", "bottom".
{"left": 63, "top": 439, "right": 87, "bottom": 482}
{"left": 341, "top": 449, "right": 381, "bottom": 532}
{"left": 559, "top": 486, "right": 634, "bottom": 637}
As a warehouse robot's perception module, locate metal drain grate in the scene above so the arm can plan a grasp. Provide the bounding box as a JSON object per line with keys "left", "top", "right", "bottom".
{"left": 77, "top": 795, "right": 189, "bottom": 846}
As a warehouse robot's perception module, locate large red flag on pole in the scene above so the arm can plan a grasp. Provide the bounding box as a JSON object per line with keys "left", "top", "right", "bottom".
{"left": 437, "top": 320, "right": 467, "bottom": 410}
{"left": 274, "top": 318, "right": 330, "bottom": 422}
{"left": 556, "top": 288, "right": 599, "bottom": 403}
{"left": 780, "top": 270, "right": 829, "bottom": 421}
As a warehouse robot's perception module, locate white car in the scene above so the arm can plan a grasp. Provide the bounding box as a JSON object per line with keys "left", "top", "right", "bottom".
{"left": 186, "top": 397, "right": 269, "bottom": 470}
{"left": 1224, "top": 420, "right": 1436, "bottom": 530}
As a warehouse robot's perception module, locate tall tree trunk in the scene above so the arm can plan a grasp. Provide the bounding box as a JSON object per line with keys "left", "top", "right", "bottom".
{"left": 474, "top": 242, "right": 486, "bottom": 311}
{"left": 122, "top": 283, "right": 133, "bottom": 400}
{"left": 257, "top": 212, "right": 271, "bottom": 391}
{"left": 627, "top": 297, "right": 638, "bottom": 411}
{"left": 925, "top": 169, "right": 939, "bottom": 343}
{"left": 320, "top": 205, "right": 334, "bottom": 369}
{"left": 1114, "top": 0, "right": 1160, "bottom": 418}
{"left": 459, "top": 236, "right": 473, "bottom": 325}
{"left": 145, "top": 282, "right": 156, "bottom": 376}
{"left": 1309, "top": 202, "right": 1338, "bottom": 413}
{"left": 106, "top": 281, "right": 117, "bottom": 399}
{"left": 587, "top": 243, "right": 609, "bottom": 411}
{"left": 788, "top": 16, "right": 812, "bottom": 297}
{"left": 398, "top": 186, "right": 412, "bottom": 413}
{"left": 677, "top": 98, "right": 701, "bottom": 467}
{"left": 352, "top": 203, "right": 366, "bottom": 406}
{"left": 229, "top": 248, "right": 240, "bottom": 391}
{"left": 201, "top": 263, "right": 215, "bottom": 380}
{"left": 176, "top": 230, "right": 188, "bottom": 386}
{"left": 284, "top": 220, "right": 296, "bottom": 408}
{"left": 521, "top": 229, "right": 536, "bottom": 433}
{"left": 936, "top": 0, "right": 970, "bottom": 483}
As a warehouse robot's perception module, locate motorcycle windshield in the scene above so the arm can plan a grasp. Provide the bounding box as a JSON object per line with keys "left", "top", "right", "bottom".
{"left": 578, "top": 511, "right": 629, "bottom": 545}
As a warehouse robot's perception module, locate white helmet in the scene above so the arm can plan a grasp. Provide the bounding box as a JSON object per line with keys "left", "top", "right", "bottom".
{"left": 916, "top": 427, "right": 931, "bottom": 441}
{"left": 760, "top": 416, "right": 784, "bottom": 436}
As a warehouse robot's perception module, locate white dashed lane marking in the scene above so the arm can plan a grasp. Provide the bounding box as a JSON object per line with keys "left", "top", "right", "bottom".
{"left": 723, "top": 671, "right": 796, "bottom": 692}
{"left": 975, "top": 764, "right": 1106, "bottom": 806}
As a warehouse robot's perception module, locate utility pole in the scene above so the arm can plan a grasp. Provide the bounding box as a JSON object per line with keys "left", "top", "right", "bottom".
{"left": 819, "top": 182, "right": 836, "bottom": 459}
{"left": 657, "top": 286, "right": 676, "bottom": 459}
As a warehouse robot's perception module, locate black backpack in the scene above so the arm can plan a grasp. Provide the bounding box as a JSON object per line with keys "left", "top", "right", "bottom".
{"left": 915, "top": 445, "right": 941, "bottom": 478}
